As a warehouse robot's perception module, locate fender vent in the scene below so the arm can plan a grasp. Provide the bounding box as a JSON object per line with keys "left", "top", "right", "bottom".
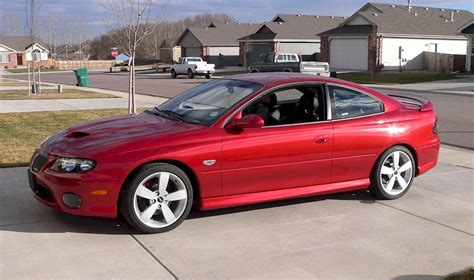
{"left": 65, "top": 131, "right": 89, "bottom": 138}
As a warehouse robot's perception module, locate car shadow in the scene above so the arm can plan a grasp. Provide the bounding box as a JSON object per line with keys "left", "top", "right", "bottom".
{"left": 0, "top": 190, "right": 377, "bottom": 235}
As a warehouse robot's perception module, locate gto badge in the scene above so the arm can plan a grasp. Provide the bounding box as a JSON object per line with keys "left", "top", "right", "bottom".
{"left": 203, "top": 159, "right": 216, "bottom": 166}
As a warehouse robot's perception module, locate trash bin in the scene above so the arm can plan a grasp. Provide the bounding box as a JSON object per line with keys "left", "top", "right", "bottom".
{"left": 73, "top": 68, "right": 89, "bottom": 87}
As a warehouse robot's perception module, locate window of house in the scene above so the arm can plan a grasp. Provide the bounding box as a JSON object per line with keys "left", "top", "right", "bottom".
{"left": 0, "top": 52, "right": 9, "bottom": 63}
{"left": 243, "top": 85, "right": 326, "bottom": 126}
{"left": 329, "top": 85, "right": 383, "bottom": 120}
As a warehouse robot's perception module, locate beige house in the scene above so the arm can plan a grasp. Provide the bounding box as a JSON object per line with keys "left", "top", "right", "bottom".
{"left": 0, "top": 36, "right": 49, "bottom": 68}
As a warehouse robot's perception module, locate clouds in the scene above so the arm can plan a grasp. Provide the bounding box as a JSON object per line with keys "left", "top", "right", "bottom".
{"left": 2, "top": 0, "right": 472, "bottom": 41}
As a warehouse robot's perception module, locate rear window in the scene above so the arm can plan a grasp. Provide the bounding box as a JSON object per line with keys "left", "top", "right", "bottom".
{"left": 329, "top": 86, "right": 383, "bottom": 119}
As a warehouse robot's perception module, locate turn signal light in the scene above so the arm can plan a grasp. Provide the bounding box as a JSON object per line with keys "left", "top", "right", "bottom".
{"left": 91, "top": 190, "right": 108, "bottom": 196}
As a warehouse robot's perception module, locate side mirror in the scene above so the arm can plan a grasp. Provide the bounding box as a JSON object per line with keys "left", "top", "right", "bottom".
{"left": 227, "top": 114, "right": 264, "bottom": 129}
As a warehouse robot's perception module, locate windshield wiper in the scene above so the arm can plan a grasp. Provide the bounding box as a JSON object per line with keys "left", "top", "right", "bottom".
{"left": 153, "top": 107, "right": 185, "bottom": 122}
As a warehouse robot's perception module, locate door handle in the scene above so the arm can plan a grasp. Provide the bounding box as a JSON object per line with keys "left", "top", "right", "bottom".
{"left": 314, "top": 135, "right": 329, "bottom": 144}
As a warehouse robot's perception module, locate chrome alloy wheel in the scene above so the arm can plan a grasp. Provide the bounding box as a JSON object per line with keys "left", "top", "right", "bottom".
{"left": 133, "top": 171, "right": 188, "bottom": 228}
{"left": 379, "top": 151, "right": 413, "bottom": 196}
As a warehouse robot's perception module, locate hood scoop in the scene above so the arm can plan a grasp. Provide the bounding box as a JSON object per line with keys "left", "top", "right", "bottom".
{"left": 65, "top": 131, "right": 90, "bottom": 138}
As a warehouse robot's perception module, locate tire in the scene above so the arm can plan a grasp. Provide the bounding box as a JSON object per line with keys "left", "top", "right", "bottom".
{"left": 250, "top": 69, "right": 259, "bottom": 73}
{"left": 369, "top": 146, "right": 415, "bottom": 200}
{"left": 120, "top": 163, "right": 193, "bottom": 233}
{"left": 187, "top": 69, "right": 195, "bottom": 79}
{"left": 283, "top": 68, "right": 293, "bottom": 72}
{"left": 171, "top": 69, "right": 177, "bottom": 78}
{"left": 205, "top": 73, "right": 211, "bottom": 79}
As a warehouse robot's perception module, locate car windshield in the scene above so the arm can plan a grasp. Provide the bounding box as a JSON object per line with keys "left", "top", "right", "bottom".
{"left": 154, "top": 79, "right": 263, "bottom": 125}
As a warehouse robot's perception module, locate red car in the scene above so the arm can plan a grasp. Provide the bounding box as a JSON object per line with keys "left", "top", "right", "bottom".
{"left": 28, "top": 73, "right": 440, "bottom": 233}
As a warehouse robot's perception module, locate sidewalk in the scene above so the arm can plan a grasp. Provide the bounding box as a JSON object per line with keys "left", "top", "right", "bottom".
{"left": 0, "top": 82, "right": 168, "bottom": 113}
{"left": 364, "top": 75, "right": 474, "bottom": 96}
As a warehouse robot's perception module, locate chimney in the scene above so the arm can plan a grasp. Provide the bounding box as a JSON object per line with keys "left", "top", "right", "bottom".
{"left": 450, "top": 11, "right": 454, "bottom": 22}
{"left": 408, "top": 0, "right": 412, "bottom": 12}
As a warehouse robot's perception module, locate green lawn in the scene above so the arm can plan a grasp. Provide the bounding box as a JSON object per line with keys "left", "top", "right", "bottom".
{"left": 338, "top": 72, "right": 458, "bottom": 84}
{"left": 0, "top": 109, "right": 145, "bottom": 167}
{"left": 0, "top": 89, "right": 116, "bottom": 100}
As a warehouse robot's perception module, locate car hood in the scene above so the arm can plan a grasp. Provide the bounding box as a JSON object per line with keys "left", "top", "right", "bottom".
{"left": 42, "top": 112, "right": 204, "bottom": 157}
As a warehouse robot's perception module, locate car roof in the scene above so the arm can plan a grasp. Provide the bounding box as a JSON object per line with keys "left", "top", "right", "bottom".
{"left": 223, "top": 72, "right": 401, "bottom": 112}
{"left": 227, "top": 72, "right": 344, "bottom": 86}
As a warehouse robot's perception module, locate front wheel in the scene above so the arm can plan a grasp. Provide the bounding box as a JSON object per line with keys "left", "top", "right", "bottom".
{"left": 187, "top": 69, "right": 195, "bottom": 79}
{"left": 370, "top": 146, "right": 415, "bottom": 199}
{"left": 205, "top": 73, "right": 211, "bottom": 79}
{"left": 171, "top": 69, "right": 177, "bottom": 78}
{"left": 120, "top": 163, "right": 193, "bottom": 233}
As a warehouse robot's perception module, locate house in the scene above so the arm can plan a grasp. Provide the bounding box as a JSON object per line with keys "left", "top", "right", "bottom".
{"left": 0, "top": 36, "right": 49, "bottom": 68}
{"left": 457, "top": 19, "right": 474, "bottom": 72}
{"left": 176, "top": 23, "right": 258, "bottom": 67}
{"left": 159, "top": 38, "right": 181, "bottom": 64}
{"left": 238, "top": 14, "right": 346, "bottom": 66}
{"left": 319, "top": 3, "right": 473, "bottom": 72}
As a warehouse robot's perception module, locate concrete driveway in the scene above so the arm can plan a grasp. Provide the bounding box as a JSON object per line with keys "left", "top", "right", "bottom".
{"left": 0, "top": 146, "right": 472, "bottom": 279}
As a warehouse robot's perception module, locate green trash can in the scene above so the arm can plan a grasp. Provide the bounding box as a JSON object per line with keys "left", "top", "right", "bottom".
{"left": 74, "top": 68, "right": 89, "bottom": 87}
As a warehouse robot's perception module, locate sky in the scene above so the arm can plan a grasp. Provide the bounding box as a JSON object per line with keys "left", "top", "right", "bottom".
{"left": 2, "top": 0, "right": 473, "bottom": 42}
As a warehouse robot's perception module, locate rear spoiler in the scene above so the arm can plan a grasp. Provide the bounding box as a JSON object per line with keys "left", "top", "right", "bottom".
{"left": 386, "top": 93, "right": 433, "bottom": 112}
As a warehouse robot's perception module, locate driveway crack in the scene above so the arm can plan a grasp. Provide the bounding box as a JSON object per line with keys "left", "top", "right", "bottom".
{"left": 125, "top": 228, "right": 179, "bottom": 279}
{"left": 376, "top": 201, "right": 473, "bottom": 237}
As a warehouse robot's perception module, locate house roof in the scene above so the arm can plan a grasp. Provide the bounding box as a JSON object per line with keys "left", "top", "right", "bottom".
{"left": 160, "top": 38, "right": 178, "bottom": 48}
{"left": 0, "top": 36, "right": 49, "bottom": 52}
{"left": 178, "top": 23, "right": 259, "bottom": 46}
{"left": 321, "top": 3, "right": 473, "bottom": 37}
{"left": 241, "top": 14, "right": 346, "bottom": 41}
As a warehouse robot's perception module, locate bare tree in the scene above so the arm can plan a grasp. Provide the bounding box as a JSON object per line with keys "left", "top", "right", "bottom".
{"left": 102, "top": 0, "right": 170, "bottom": 114}
{"left": 25, "top": 0, "right": 42, "bottom": 95}
{"left": 45, "top": 15, "right": 59, "bottom": 58}
{"left": 1, "top": 12, "right": 20, "bottom": 36}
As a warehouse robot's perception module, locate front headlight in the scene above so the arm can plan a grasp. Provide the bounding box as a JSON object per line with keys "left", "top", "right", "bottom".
{"left": 51, "top": 158, "right": 96, "bottom": 173}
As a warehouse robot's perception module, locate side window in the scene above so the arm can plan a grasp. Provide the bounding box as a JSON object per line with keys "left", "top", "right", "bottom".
{"left": 265, "top": 54, "right": 274, "bottom": 63}
{"left": 329, "top": 86, "right": 383, "bottom": 120}
{"left": 277, "top": 54, "right": 285, "bottom": 62}
{"left": 243, "top": 86, "right": 326, "bottom": 126}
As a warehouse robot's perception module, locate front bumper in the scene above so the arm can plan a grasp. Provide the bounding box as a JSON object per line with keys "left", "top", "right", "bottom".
{"left": 27, "top": 149, "right": 119, "bottom": 218}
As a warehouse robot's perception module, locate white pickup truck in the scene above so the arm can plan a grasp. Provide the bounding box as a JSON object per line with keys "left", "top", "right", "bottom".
{"left": 171, "top": 57, "right": 216, "bottom": 79}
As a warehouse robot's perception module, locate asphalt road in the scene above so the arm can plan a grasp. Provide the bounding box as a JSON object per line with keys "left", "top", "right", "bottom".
{"left": 7, "top": 71, "right": 474, "bottom": 149}
{"left": 1, "top": 146, "right": 473, "bottom": 278}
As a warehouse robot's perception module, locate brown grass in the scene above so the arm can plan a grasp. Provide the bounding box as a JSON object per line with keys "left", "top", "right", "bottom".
{"left": 0, "top": 89, "right": 116, "bottom": 100}
{"left": 0, "top": 109, "right": 141, "bottom": 167}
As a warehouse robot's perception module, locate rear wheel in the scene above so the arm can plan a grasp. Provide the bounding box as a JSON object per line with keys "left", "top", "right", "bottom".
{"left": 187, "top": 69, "right": 194, "bottom": 79}
{"left": 370, "top": 146, "right": 415, "bottom": 199}
{"left": 205, "top": 73, "right": 211, "bottom": 79}
{"left": 120, "top": 163, "right": 193, "bottom": 233}
{"left": 171, "top": 69, "right": 177, "bottom": 78}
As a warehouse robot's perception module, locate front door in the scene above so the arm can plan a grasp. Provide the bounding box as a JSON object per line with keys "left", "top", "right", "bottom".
{"left": 221, "top": 84, "right": 333, "bottom": 196}
{"left": 17, "top": 54, "right": 23, "bottom": 65}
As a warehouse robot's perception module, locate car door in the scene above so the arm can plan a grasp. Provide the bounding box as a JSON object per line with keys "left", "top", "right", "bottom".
{"left": 221, "top": 85, "right": 333, "bottom": 196}
{"left": 328, "top": 84, "right": 386, "bottom": 183}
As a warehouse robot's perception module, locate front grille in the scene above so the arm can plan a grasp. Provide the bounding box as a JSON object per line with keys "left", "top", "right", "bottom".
{"left": 31, "top": 154, "right": 48, "bottom": 172}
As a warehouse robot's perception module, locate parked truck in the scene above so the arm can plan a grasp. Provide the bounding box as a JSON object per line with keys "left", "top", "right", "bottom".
{"left": 248, "top": 52, "right": 330, "bottom": 76}
{"left": 171, "top": 57, "right": 215, "bottom": 79}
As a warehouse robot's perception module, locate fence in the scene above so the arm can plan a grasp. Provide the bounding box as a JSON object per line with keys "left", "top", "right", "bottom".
{"left": 53, "top": 60, "right": 116, "bottom": 70}
{"left": 423, "top": 51, "right": 466, "bottom": 73}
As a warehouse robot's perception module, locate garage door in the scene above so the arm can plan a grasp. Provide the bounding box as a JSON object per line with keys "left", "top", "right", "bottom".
{"left": 184, "top": 47, "right": 201, "bottom": 57}
{"left": 330, "top": 38, "right": 368, "bottom": 71}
